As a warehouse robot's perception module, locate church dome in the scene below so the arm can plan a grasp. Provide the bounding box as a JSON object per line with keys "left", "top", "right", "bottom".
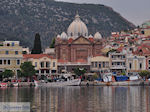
{"left": 67, "top": 14, "right": 88, "bottom": 39}
{"left": 60, "top": 32, "right": 68, "bottom": 40}
{"left": 94, "top": 32, "right": 102, "bottom": 39}
{"left": 57, "top": 35, "right": 61, "bottom": 38}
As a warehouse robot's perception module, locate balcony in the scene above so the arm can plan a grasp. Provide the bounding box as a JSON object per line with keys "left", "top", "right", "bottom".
{"left": 110, "top": 65, "right": 126, "bottom": 70}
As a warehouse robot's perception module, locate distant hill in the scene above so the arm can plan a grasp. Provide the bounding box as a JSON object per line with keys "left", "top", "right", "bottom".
{"left": 0, "top": 0, "right": 135, "bottom": 49}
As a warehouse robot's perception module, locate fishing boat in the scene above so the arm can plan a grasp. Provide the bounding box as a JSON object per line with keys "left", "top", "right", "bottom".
{"left": 93, "top": 75, "right": 144, "bottom": 86}
{"left": 34, "top": 78, "right": 81, "bottom": 87}
{"left": 13, "top": 83, "right": 19, "bottom": 87}
{"left": 0, "top": 83, "right": 8, "bottom": 87}
{"left": 93, "top": 79, "right": 144, "bottom": 86}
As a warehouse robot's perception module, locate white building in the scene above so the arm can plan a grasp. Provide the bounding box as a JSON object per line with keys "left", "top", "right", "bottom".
{"left": 109, "top": 52, "right": 126, "bottom": 75}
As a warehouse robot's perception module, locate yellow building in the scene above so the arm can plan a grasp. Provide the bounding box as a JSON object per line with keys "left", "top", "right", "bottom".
{"left": 0, "top": 41, "right": 23, "bottom": 75}
{"left": 90, "top": 56, "right": 110, "bottom": 74}
{"left": 23, "top": 54, "right": 57, "bottom": 76}
{"left": 143, "top": 28, "right": 150, "bottom": 37}
{"left": 126, "top": 55, "right": 146, "bottom": 73}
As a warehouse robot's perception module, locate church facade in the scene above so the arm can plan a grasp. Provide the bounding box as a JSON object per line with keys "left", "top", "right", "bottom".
{"left": 55, "top": 14, "right": 104, "bottom": 73}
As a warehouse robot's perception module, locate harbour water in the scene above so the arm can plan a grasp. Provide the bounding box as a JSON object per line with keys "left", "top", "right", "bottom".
{"left": 0, "top": 86, "right": 150, "bottom": 112}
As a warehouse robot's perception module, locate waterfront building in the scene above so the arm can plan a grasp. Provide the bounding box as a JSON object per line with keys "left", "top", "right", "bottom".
{"left": 90, "top": 56, "right": 110, "bottom": 75}
{"left": 0, "top": 41, "right": 23, "bottom": 76}
{"left": 55, "top": 14, "right": 104, "bottom": 73}
{"left": 57, "top": 59, "right": 91, "bottom": 73}
{"left": 109, "top": 52, "right": 126, "bottom": 75}
{"left": 145, "top": 56, "right": 150, "bottom": 71}
{"left": 126, "top": 55, "right": 146, "bottom": 74}
{"left": 44, "top": 47, "right": 55, "bottom": 58}
{"left": 55, "top": 14, "right": 103, "bottom": 62}
{"left": 23, "top": 54, "right": 57, "bottom": 76}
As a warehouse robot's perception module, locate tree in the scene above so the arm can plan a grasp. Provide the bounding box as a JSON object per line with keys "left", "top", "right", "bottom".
{"left": 31, "top": 33, "right": 42, "bottom": 54}
{"left": 17, "top": 70, "right": 23, "bottom": 78}
{"left": 2, "top": 69, "right": 14, "bottom": 78}
{"left": 20, "top": 62, "right": 36, "bottom": 78}
{"left": 73, "top": 68, "right": 86, "bottom": 76}
{"left": 139, "top": 70, "right": 150, "bottom": 78}
{"left": 50, "top": 38, "right": 55, "bottom": 48}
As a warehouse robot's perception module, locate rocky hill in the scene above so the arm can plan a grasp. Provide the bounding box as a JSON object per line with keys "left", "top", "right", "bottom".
{"left": 0, "top": 0, "right": 135, "bottom": 49}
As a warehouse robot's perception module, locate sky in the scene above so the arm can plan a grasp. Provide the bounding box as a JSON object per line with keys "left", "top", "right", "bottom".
{"left": 56, "top": 0, "right": 150, "bottom": 26}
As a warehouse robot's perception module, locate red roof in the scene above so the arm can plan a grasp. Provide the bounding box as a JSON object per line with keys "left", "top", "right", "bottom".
{"left": 76, "top": 59, "right": 87, "bottom": 63}
{"left": 117, "top": 46, "right": 124, "bottom": 52}
{"left": 58, "top": 59, "right": 68, "bottom": 63}
{"left": 68, "top": 38, "right": 73, "bottom": 43}
{"left": 23, "top": 54, "right": 54, "bottom": 59}
{"left": 112, "top": 34, "right": 120, "bottom": 38}
{"left": 88, "top": 37, "right": 94, "bottom": 42}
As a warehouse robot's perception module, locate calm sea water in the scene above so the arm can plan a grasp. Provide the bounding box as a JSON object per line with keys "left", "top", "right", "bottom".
{"left": 0, "top": 86, "right": 150, "bottom": 112}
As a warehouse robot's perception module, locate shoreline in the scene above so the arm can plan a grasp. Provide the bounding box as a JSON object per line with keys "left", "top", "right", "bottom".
{"left": 1, "top": 80, "right": 150, "bottom": 87}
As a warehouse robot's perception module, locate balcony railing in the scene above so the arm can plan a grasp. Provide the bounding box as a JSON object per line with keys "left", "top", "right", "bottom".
{"left": 110, "top": 65, "right": 126, "bottom": 69}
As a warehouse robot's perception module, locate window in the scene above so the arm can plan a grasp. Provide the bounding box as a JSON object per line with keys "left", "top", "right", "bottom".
{"left": 129, "top": 63, "right": 132, "bottom": 69}
{"left": 95, "top": 62, "right": 97, "bottom": 67}
{"left": 12, "top": 42, "right": 15, "bottom": 46}
{"left": 117, "top": 62, "right": 120, "bottom": 65}
{"left": 46, "top": 70, "right": 49, "bottom": 73}
{"left": 5, "top": 51, "right": 9, "bottom": 55}
{"left": 103, "top": 62, "right": 105, "bottom": 67}
{"left": 17, "top": 60, "right": 20, "bottom": 65}
{"left": 36, "top": 70, "right": 39, "bottom": 73}
{"left": 15, "top": 51, "right": 18, "bottom": 55}
{"left": 123, "top": 55, "right": 125, "bottom": 59}
{"left": 140, "top": 63, "right": 142, "bottom": 69}
{"left": 92, "top": 62, "right": 94, "bottom": 67}
{"left": 0, "top": 60, "right": 2, "bottom": 65}
{"left": 40, "top": 62, "right": 44, "bottom": 68}
{"left": 35, "top": 62, "right": 37, "bottom": 67}
{"left": 53, "top": 62, "right": 55, "bottom": 67}
{"left": 41, "top": 70, "right": 44, "bottom": 73}
{"left": 8, "top": 60, "right": 10, "bottom": 65}
{"left": 7, "top": 43, "right": 10, "bottom": 46}
{"left": 149, "top": 60, "right": 150, "bottom": 65}
{"left": 46, "top": 62, "right": 50, "bottom": 67}
{"left": 4, "top": 60, "right": 6, "bottom": 64}
{"left": 99, "top": 63, "right": 101, "bottom": 68}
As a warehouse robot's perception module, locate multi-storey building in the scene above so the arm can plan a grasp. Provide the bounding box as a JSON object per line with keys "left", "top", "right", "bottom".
{"left": 109, "top": 52, "right": 126, "bottom": 75}
{"left": 23, "top": 54, "right": 57, "bottom": 76}
{"left": 126, "top": 55, "right": 146, "bottom": 74}
{"left": 0, "top": 41, "right": 23, "bottom": 76}
{"left": 90, "top": 56, "right": 110, "bottom": 75}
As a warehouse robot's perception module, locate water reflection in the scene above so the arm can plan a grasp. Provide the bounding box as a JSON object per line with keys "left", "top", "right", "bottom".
{"left": 0, "top": 86, "right": 150, "bottom": 112}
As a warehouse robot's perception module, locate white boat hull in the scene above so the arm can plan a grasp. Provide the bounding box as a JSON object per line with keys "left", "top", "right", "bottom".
{"left": 34, "top": 79, "right": 81, "bottom": 87}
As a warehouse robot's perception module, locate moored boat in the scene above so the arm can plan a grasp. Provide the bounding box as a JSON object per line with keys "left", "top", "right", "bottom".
{"left": 0, "top": 83, "right": 8, "bottom": 87}
{"left": 13, "top": 83, "right": 19, "bottom": 87}
{"left": 34, "top": 78, "right": 81, "bottom": 87}
{"left": 93, "top": 79, "right": 144, "bottom": 86}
